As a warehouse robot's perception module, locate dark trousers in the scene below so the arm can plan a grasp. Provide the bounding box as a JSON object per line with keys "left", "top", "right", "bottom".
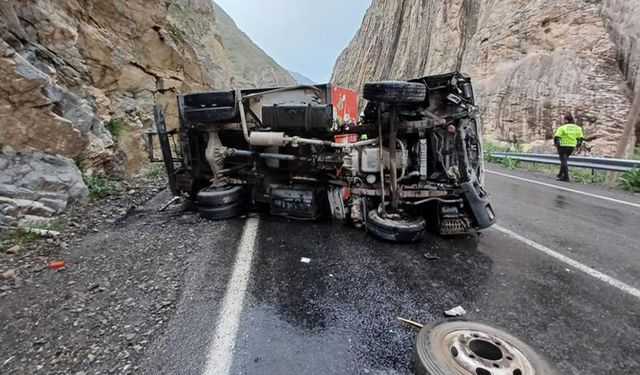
{"left": 557, "top": 146, "right": 574, "bottom": 179}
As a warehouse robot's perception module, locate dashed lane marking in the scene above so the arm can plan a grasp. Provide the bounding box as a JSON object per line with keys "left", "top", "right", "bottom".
{"left": 203, "top": 216, "right": 260, "bottom": 375}
{"left": 494, "top": 224, "right": 640, "bottom": 300}
{"left": 486, "top": 170, "right": 640, "bottom": 209}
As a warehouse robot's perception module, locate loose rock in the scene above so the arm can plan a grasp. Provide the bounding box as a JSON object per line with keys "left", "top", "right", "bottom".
{"left": 2, "top": 269, "right": 17, "bottom": 280}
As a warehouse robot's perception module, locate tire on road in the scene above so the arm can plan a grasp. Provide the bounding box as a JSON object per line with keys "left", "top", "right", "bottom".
{"left": 414, "top": 320, "right": 560, "bottom": 375}
{"left": 366, "top": 210, "right": 426, "bottom": 243}
{"left": 183, "top": 91, "right": 235, "bottom": 108}
{"left": 362, "top": 81, "right": 427, "bottom": 104}
{"left": 183, "top": 106, "right": 238, "bottom": 124}
{"left": 198, "top": 201, "right": 244, "bottom": 221}
{"left": 197, "top": 186, "right": 244, "bottom": 207}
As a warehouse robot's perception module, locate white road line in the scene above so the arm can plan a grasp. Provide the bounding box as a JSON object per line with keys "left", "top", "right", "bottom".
{"left": 203, "top": 217, "right": 260, "bottom": 375}
{"left": 486, "top": 170, "right": 640, "bottom": 209}
{"left": 493, "top": 224, "right": 640, "bottom": 300}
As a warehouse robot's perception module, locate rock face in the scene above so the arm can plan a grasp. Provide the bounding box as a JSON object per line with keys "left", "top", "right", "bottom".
{"left": 0, "top": 146, "right": 88, "bottom": 227}
{"left": 0, "top": 0, "right": 295, "bottom": 176}
{"left": 332, "top": 0, "right": 639, "bottom": 155}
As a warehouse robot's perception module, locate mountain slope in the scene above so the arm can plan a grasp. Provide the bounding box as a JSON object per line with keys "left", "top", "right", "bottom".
{"left": 210, "top": 2, "right": 296, "bottom": 88}
{"left": 332, "top": 0, "right": 638, "bottom": 155}
{"left": 288, "top": 70, "right": 316, "bottom": 85}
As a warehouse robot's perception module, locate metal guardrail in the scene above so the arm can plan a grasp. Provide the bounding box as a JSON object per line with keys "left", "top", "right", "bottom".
{"left": 489, "top": 152, "right": 640, "bottom": 172}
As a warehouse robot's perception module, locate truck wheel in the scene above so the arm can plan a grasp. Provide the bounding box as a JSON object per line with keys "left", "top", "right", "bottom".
{"left": 197, "top": 186, "right": 244, "bottom": 206}
{"left": 414, "top": 320, "right": 560, "bottom": 375}
{"left": 183, "top": 91, "right": 235, "bottom": 108}
{"left": 198, "top": 201, "right": 244, "bottom": 220}
{"left": 363, "top": 81, "right": 427, "bottom": 103}
{"left": 183, "top": 106, "right": 238, "bottom": 124}
{"left": 366, "top": 210, "right": 426, "bottom": 243}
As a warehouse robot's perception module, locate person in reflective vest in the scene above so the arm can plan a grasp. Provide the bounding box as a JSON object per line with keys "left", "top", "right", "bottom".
{"left": 554, "top": 113, "right": 584, "bottom": 182}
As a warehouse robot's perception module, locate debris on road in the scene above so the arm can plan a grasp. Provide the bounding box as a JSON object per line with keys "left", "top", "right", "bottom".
{"left": 2, "top": 269, "right": 16, "bottom": 280}
{"left": 47, "top": 260, "right": 65, "bottom": 269}
{"left": 5, "top": 245, "right": 21, "bottom": 254}
{"left": 423, "top": 253, "right": 440, "bottom": 261}
{"left": 444, "top": 306, "right": 466, "bottom": 317}
{"left": 159, "top": 196, "right": 181, "bottom": 212}
{"left": 300, "top": 257, "right": 311, "bottom": 264}
{"left": 2, "top": 355, "right": 15, "bottom": 366}
{"left": 414, "top": 320, "right": 560, "bottom": 374}
{"left": 397, "top": 316, "right": 424, "bottom": 329}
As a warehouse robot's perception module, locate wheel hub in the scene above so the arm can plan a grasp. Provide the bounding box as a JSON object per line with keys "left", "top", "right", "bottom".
{"left": 443, "top": 329, "right": 535, "bottom": 375}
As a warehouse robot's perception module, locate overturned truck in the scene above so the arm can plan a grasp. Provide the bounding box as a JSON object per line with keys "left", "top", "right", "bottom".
{"left": 152, "top": 72, "right": 496, "bottom": 242}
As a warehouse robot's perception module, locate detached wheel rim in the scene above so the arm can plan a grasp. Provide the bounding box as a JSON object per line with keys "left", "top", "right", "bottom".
{"left": 415, "top": 321, "right": 558, "bottom": 375}
{"left": 444, "top": 329, "right": 534, "bottom": 375}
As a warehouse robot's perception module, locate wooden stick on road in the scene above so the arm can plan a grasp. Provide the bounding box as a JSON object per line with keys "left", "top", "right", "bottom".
{"left": 397, "top": 316, "right": 424, "bottom": 329}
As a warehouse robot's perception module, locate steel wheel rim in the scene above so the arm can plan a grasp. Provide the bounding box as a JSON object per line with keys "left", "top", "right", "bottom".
{"left": 441, "top": 329, "right": 535, "bottom": 375}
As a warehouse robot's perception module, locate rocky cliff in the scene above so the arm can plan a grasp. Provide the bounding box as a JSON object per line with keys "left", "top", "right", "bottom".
{"left": 332, "top": 0, "right": 639, "bottom": 155}
{"left": 0, "top": 0, "right": 294, "bottom": 226}
{"left": 0, "top": 0, "right": 295, "bottom": 176}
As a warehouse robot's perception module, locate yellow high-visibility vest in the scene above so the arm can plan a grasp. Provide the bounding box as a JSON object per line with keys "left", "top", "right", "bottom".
{"left": 555, "top": 123, "right": 584, "bottom": 147}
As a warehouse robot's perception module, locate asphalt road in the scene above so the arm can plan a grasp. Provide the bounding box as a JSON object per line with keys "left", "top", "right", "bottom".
{"left": 141, "top": 165, "right": 640, "bottom": 375}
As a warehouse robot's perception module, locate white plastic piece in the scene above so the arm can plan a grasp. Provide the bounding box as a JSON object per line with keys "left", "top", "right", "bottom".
{"left": 444, "top": 306, "right": 467, "bottom": 317}
{"left": 300, "top": 257, "right": 311, "bottom": 264}
{"left": 249, "top": 132, "right": 286, "bottom": 146}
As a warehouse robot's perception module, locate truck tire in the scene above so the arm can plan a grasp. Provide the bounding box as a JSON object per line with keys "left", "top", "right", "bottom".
{"left": 198, "top": 201, "right": 244, "bottom": 220}
{"left": 366, "top": 210, "right": 426, "bottom": 243}
{"left": 183, "top": 106, "right": 238, "bottom": 124}
{"left": 197, "top": 186, "right": 244, "bottom": 207}
{"left": 363, "top": 81, "right": 427, "bottom": 104}
{"left": 414, "top": 320, "right": 560, "bottom": 375}
{"left": 183, "top": 91, "right": 235, "bottom": 108}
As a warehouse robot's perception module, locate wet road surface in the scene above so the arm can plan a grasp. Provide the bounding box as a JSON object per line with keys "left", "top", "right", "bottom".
{"left": 142, "top": 166, "right": 640, "bottom": 375}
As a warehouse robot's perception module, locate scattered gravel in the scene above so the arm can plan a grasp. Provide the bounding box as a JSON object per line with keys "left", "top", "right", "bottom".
{"left": 0, "top": 176, "right": 204, "bottom": 374}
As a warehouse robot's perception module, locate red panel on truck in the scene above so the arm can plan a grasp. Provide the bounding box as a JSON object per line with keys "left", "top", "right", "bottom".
{"left": 332, "top": 86, "right": 359, "bottom": 127}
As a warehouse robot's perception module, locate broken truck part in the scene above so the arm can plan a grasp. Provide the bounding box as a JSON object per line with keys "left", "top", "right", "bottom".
{"left": 413, "top": 320, "right": 560, "bottom": 375}
{"left": 151, "top": 72, "right": 496, "bottom": 242}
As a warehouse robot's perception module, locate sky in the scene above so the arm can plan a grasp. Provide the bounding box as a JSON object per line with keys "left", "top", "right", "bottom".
{"left": 215, "top": 0, "right": 372, "bottom": 84}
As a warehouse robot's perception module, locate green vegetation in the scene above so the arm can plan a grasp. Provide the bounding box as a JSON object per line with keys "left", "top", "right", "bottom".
{"left": 570, "top": 169, "right": 605, "bottom": 184}
{"left": 140, "top": 163, "right": 166, "bottom": 178}
{"left": 134, "top": 110, "right": 145, "bottom": 120}
{"left": 168, "top": 26, "right": 187, "bottom": 45}
{"left": 105, "top": 118, "right": 125, "bottom": 142}
{"left": 619, "top": 168, "right": 640, "bottom": 192}
{"left": 83, "top": 176, "right": 121, "bottom": 199}
{"left": 483, "top": 140, "right": 521, "bottom": 169}
{"left": 1, "top": 219, "right": 61, "bottom": 249}
{"left": 1, "top": 229, "right": 40, "bottom": 249}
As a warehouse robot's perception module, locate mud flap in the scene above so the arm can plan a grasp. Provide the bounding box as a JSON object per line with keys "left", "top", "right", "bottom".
{"left": 461, "top": 182, "right": 496, "bottom": 229}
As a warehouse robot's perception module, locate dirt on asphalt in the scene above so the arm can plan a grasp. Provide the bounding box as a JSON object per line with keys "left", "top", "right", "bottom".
{"left": 0, "top": 178, "right": 201, "bottom": 374}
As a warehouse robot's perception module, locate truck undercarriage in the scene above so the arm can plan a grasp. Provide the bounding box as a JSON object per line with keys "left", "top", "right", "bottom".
{"left": 152, "top": 72, "right": 496, "bottom": 242}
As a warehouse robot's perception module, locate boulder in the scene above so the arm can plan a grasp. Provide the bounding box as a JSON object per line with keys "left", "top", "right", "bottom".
{"left": 0, "top": 146, "right": 88, "bottom": 227}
